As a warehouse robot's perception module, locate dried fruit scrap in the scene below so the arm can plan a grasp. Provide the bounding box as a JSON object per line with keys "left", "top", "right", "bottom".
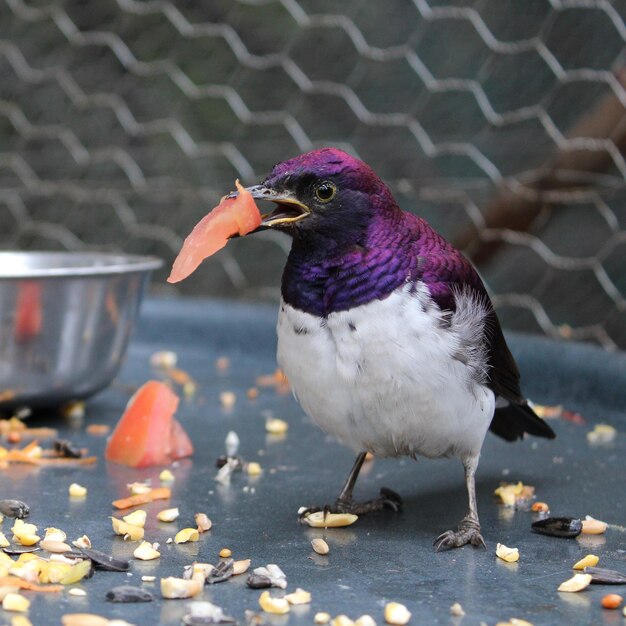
{"left": 112, "top": 487, "right": 171, "bottom": 510}
{"left": 168, "top": 180, "right": 261, "bottom": 283}
{"left": 105, "top": 381, "right": 193, "bottom": 468}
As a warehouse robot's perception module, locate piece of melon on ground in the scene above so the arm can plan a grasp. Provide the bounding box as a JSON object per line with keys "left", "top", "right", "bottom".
{"left": 168, "top": 180, "right": 261, "bottom": 283}
{"left": 105, "top": 380, "right": 193, "bottom": 468}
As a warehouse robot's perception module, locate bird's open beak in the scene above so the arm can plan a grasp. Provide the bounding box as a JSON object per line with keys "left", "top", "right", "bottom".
{"left": 227, "top": 185, "right": 311, "bottom": 228}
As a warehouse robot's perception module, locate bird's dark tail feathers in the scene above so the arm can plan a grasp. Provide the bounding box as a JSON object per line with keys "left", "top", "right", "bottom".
{"left": 489, "top": 402, "right": 556, "bottom": 442}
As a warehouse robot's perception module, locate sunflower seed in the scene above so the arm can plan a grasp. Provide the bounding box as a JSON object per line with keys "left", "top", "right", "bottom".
{"left": 79, "top": 548, "right": 130, "bottom": 572}
{"left": 531, "top": 517, "right": 582, "bottom": 538}
{"left": 585, "top": 566, "right": 626, "bottom": 584}
{"left": 106, "top": 586, "right": 153, "bottom": 603}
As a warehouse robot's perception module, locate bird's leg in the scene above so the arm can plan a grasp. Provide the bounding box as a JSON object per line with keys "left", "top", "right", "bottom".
{"left": 299, "top": 451, "right": 402, "bottom": 518}
{"left": 433, "top": 455, "right": 486, "bottom": 552}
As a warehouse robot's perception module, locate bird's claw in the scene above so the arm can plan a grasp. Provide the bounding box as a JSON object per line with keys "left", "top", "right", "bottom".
{"left": 0, "top": 499, "right": 30, "bottom": 519}
{"left": 433, "top": 516, "right": 485, "bottom": 552}
{"left": 298, "top": 488, "right": 402, "bottom": 519}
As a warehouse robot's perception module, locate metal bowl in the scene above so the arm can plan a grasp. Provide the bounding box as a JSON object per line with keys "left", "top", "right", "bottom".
{"left": 0, "top": 251, "right": 163, "bottom": 411}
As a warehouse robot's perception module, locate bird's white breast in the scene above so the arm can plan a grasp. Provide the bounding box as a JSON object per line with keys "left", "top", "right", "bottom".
{"left": 276, "top": 283, "right": 495, "bottom": 460}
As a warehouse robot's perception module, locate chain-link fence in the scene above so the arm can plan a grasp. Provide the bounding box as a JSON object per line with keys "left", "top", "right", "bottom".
{"left": 1, "top": 0, "right": 625, "bottom": 349}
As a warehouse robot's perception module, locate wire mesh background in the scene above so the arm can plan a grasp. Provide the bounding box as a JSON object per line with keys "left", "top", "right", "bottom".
{"left": 0, "top": 0, "right": 625, "bottom": 349}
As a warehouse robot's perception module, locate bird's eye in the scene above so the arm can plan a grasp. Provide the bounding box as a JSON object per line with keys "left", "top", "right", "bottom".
{"left": 314, "top": 182, "right": 336, "bottom": 203}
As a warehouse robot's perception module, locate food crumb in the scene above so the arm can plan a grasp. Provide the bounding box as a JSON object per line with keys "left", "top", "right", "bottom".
{"left": 220, "top": 391, "right": 236, "bottom": 409}
{"left": 450, "top": 602, "right": 465, "bottom": 617}
{"left": 219, "top": 548, "right": 232, "bottom": 558}
{"left": 587, "top": 424, "right": 617, "bottom": 445}
{"left": 68, "top": 483, "right": 87, "bottom": 498}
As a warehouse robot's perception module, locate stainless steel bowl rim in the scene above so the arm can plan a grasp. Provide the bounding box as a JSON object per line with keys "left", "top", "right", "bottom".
{"left": 0, "top": 252, "right": 164, "bottom": 279}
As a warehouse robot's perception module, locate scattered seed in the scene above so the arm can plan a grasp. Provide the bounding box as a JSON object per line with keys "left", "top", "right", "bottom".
{"left": 150, "top": 350, "right": 178, "bottom": 369}
{"left": 225, "top": 431, "right": 240, "bottom": 457}
{"left": 195, "top": 513, "right": 212, "bottom": 532}
{"left": 285, "top": 588, "right": 311, "bottom": 605}
{"left": 159, "top": 469, "right": 175, "bottom": 483}
{"left": 183, "top": 601, "right": 236, "bottom": 626}
{"left": 450, "top": 602, "right": 465, "bottom": 617}
{"left": 61, "top": 615, "right": 109, "bottom": 626}
{"left": 247, "top": 388, "right": 259, "bottom": 400}
{"left": 122, "top": 510, "right": 147, "bottom": 528}
{"left": 85, "top": 424, "right": 110, "bottom": 436}
{"left": 558, "top": 573, "right": 592, "bottom": 592}
{"left": 2, "top": 592, "right": 30, "bottom": 612}
{"left": 601, "top": 594, "right": 623, "bottom": 609}
{"left": 496, "top": 543, "right": 520, "bottom": 563}
{"left": 157, "top": 508, "right": 179, "bottom": 523}
{"left": 106, "top": 585, "right": 154, "bottom": 603}
{"left": 258, "top": 591, "right": 290, "bottom": 615}
{"left": 587, "top": 424, "right": 617, "bottom": 445}
{"left": 584, "top": 566, "right": 626, "bottom": 584}
{"left": 72, "top": 536, "right": 91, "bottom": 550}
{"left": 55, "top": 440, "right": 83, "bottom": 459}
{"left": 354, "top": 616, "right": 376, "bottom": 626}
{"left": 0, "top": 531, "right": 9, "bottom": 548}
{"left": 265, "top": 418, "right": 288, "bottom": 435}
{"left": 314, "top": 613, "right": 331, "bottom": 624}
{"left": 217, "top": 548, "right": 231, "bottom": 559}
{"left": 0, "top": 500, "right": 29, "bottom": 519}
{"left": 44, "top": 528, "right": 67, "bottom": 543}
{"left": 206, "top": 559, "right": 234, "bottom": 584}
{"left": 311, "top": 538, "right": 330, "bottom": 555}
{"left": 40, "top": 540, "right": 72, "bottom": 554}
{"left": 581, "top": 516, "right": 608, "bottom": 535}
{"left": 303, "top": 511, "right": 358, "bottom": 528}
{"left": 573, "top": 555, "right": 599, "bottom": 570}
{"left": 126, "top": 482, "right": 152, "bottom": 496}
{"left": 530, "top": 502, "right": 549, "bottom": 513}
{"left": 246, "top": 462, "right": 262, "bottom": 476}
{"left": 79, "top": 548, "right": 129, "bottom": 572}
{"left": 61, "top": 401, "right": 85, "bottom": 420}
{"left": 531, "top": 517, "right": 582, "bottom": 538}
{"left": 175, "top": 528, "right": 199, "bottom": 544}
{"left": 331, "top": 616, "right": 354, "bottom": 626}
{"left": 233, "top": 559, "right": 251, "bottom": 576}
{"left": 111, "top": 518, "right": 144, "bottom": 542}
{"left": 142, "top": 576, "right": 156, "bottom": 583}
{"left": 384, "top": 602, "right": 411, "bottom": 625}
{"left": 160, "top": 577, "right": 202, "bottom": 599}
{"left": 67, "top": 589, "right": 86, "bottom": 597}
{"left": 69, "top": 483, "right": 87, "bottom": 498}
{"left": 494, "top": 482, "right": 534, "bottom": 507}
{"left": 220, "top": 391, "right": 237, "bottom": 409}
{"left": 133, "top": 541, "right": 161, "bottom": 561}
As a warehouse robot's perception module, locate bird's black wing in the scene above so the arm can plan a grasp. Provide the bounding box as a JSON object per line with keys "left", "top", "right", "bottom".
{"left": 417, "top": 244, "right": 555, "bottom": 442}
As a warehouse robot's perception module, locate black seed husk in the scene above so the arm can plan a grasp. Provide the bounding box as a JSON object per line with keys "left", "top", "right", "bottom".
{"left": 246, "top": 573, "right": 272, "bottom": 589}
{"left": 2, "top": 545, "right": 39, "bottom": 555}
{"left": 106, "top": 585, "right": 153, "bottom": 603}
{"left": 531, "top": 516, "right": 582, "bottom": 538}
{"left": 54, "top": 439, "right": 83, "bottom": 459}
{"left": 79, "top": 547, "right": 130, "bottom": 571}
{"left": 584, "top": 566, "right": 626, "bottom": 584}
{"left": 206, "top": 558, "right": 234, "bottom": 584}
{"left": 182, "top": 615, "right": 237, "bottom": 626}
{"left": 0, "top": 499, "right": 30, "bottom": 518}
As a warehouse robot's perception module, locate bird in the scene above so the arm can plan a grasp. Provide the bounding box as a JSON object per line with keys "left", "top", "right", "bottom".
{"left": 238, "top": 147, "right": 556, "bottom": 550}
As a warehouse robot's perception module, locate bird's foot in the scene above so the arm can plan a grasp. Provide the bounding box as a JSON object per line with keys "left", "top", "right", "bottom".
{"left": 433, "top": 516, "right": 485, "bottom": 552}
{"left": 0, "top": 499, "right": 30, "bottom": 519}
{"left": 299, "top": 487, "right": 402, "bottom": 519}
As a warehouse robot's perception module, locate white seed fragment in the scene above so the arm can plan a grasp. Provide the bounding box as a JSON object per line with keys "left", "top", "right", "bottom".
{"left": 586, "top": 424, "right": 617, "bottom": 444}
{"left": 450, "top": 602, "right": 465, "bottom": 617}
{"left": 225, "top": 431, "right": 240, "bottom": 456}
{"left": 157, "top": 508, "right": 179, "bottom": 523}
{"left": 304, "top": 511, "right": 358, "bottom": 528}
{"left": 150, "top": 350, "right": 177, "bottom": 369}
{"left": 68, "top": 588, "right": 87, "bottom": 597}
{"left": 573, "top": 554, "right": 599, "bottom": 570}
{"left": 159, "top": 469, "right": 175, "bottom": 483}
{"left": 2, "top": 592, "right": 30, "bottom": 612}
{"left": 122, "top": 510, "right": 147, "bottom": 528}
{"left": 195, "top": 513, "right": 212, "bottom": 532}
{"left": 160, "top": 577, "right": 202, "bottom": 599}
{"left": 68, "top": 483, "right": 87, "bottom": 498}
{"left": 0, "top": 531, "right": 9, "bottom": 548}
{"left": 354, "top": 616, "right": 377, "bottom": 626}
{"left": 384, "top": 602, "right": 412, "bottom": 625}
{"left": 496, "top": 543, "right": 520, "bottom": 563}
{"left": 265, "top": 418, "right": 288, "bottom": 435}
{"left": 44, "top": 528, "right": 67, "bottom": 543}
{"left": 285, "top": 588, "right": 311, "bottom": 605}
{"left": 258, "top": 591, "right": 290, "bottom": 615}
{"left": 233, "top": 559, "right": 251, "bottom": 575}
{"left": 141, "top": 576, "right": 156, "bottom": 582}
{"left": 314, "top": 613, "right": 332, "bottom": 625}
{"left": 558, "top": 573, "right": 592, "bottom": 592}
{"left": 311, "top": 538, "right": 330, "bottom": 555}
{"left": 40, "top": 540, "right": 72, "bottom": 553}
{"left": 127, "top": 482, "right": 151, "bottom": 495}
{"left": 134, "top": 541, "right": 161, "bottom": 561}
{"left": 174, "top": 528, "right": 199, "bottom": 544}
{"left": 111, "top": 518, "right": 144, "bottom": 541}
{"left": 72, "top": 535, "right": 91, "bottom": 549}
{"left": 247, "top": 462, "right": 262, "bottom": 476}
{"left": 581, "top": 516, "right": 608, "bottom": 535}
